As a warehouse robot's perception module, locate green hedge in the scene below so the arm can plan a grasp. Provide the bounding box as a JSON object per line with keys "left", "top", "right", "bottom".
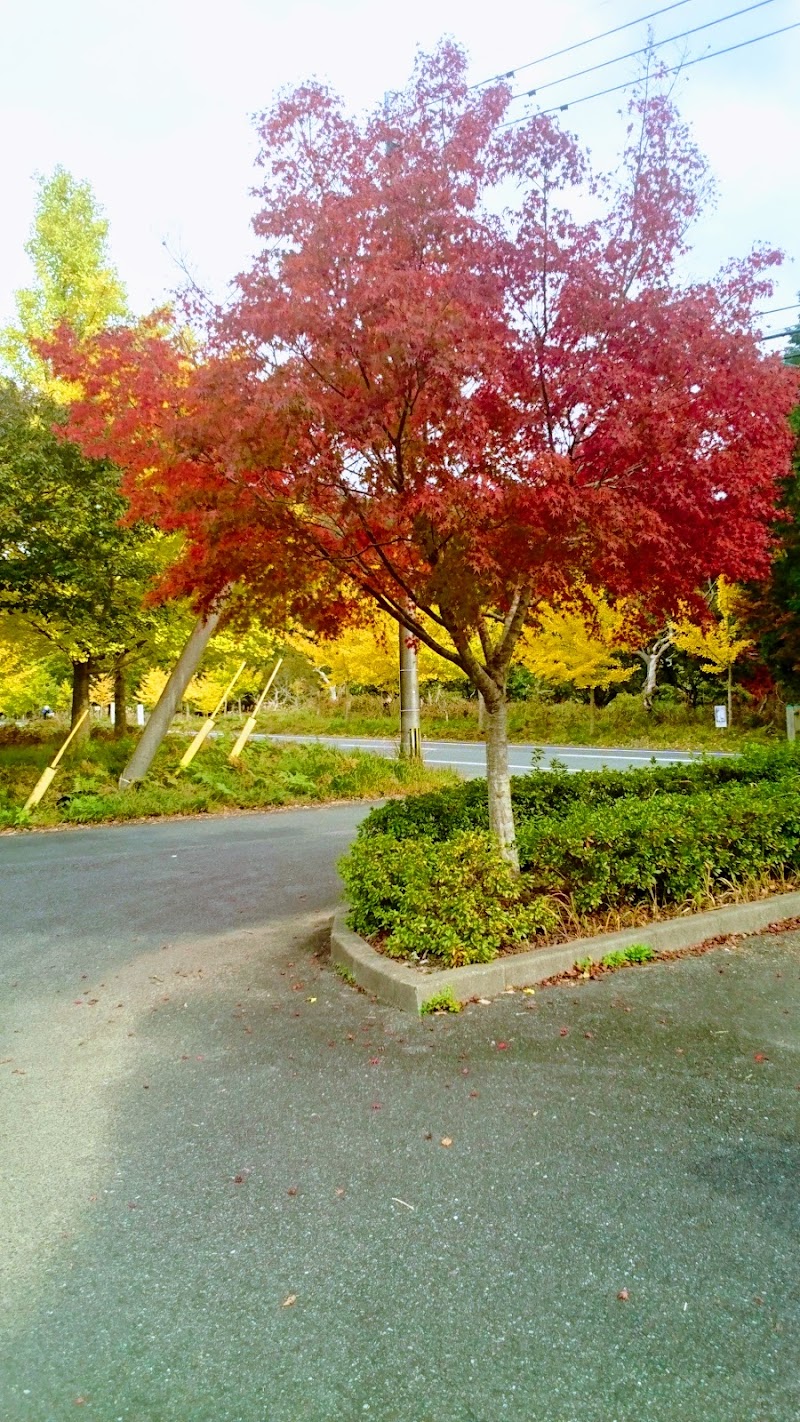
{"left": 341, "top": 746, "right": 800, "bottom": 964}
{"left": 517, "top": 776, "right": 800, "bottom": 913}
{"left": 340, "top": 830, "right": 557, "bottom": 967}
{"left": 358, "top": 744, "right": 800, "bottom": 844}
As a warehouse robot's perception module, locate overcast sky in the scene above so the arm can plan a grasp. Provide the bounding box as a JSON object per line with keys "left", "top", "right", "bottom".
{"left": 1, "top": 0, "right": 798, "bottom": 344}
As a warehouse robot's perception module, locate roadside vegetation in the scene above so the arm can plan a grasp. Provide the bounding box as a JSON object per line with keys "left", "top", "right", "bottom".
{"left": 239, "top": 689, "right": 776, "bottom": 754}
{"left": 0, "top": 726, "right": 455, "bottom": 830}
{"left": 340, "top": 744, "right": 800, "bottom": 969}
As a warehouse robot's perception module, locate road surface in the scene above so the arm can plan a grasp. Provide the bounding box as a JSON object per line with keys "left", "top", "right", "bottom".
{"left": 1, "top": 803, "right": 798, "bottom": 1421}
{"left": 264, "top": 732, "right": 709, "bottom": 776}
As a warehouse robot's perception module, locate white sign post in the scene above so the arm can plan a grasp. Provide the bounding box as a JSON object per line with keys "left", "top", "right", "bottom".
{"left": 714, "top": 705, "right": 728, "bottom": 730}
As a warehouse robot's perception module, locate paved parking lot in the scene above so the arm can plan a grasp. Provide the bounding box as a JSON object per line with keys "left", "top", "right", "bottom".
{"left": 1, "top": 808, "right": 798, "bottom": 1420}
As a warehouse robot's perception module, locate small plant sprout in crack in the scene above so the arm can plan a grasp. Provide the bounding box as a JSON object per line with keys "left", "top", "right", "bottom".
{"left": 420, "top": 987, "right": 462, "bottom": 1015}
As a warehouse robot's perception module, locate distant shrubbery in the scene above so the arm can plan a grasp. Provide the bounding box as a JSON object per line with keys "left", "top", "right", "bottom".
{"left": 234, "top": 688, "right": 777, "bottom": 753}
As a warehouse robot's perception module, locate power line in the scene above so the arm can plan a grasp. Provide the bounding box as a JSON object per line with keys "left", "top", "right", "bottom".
{"left": 501, "top": 21, "right": 800, "bottom": 124}
{"left": 510, "top": 0, "right": 780, "bottom": 101}
{"left": 471, "top": 0, "right": 695, "bottom": 90}
{"left": 760, "top": 328, "right": 798, "bottom": 341}
{"left": 756, "top": 304, "right": 800, "bottom": 318}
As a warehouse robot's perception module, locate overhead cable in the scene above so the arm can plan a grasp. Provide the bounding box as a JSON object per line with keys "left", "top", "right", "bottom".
{"left": 501, "top": 21, "right": 800, "bottom": 124}
{"left": 756, "top": 304, "right": 800, "bottom": 318}
{"left": 510, "top": 0, "right": 780, "bottom": 101}
{"left": 471, "top": 0, "right": 695, "bottom": 89}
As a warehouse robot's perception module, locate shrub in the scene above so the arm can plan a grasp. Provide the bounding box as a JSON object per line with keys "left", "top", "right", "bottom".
{"left": 341, "top": 828, "right": 559, "bottom": 966}
{"left": 358, "top": 744, "right": 800, "bottom": 846}
{"left": 517, "top": 777, "right": 800, "bottom": 913}
{"left": 339, "top": 834, "right": 427, "bottom": 939}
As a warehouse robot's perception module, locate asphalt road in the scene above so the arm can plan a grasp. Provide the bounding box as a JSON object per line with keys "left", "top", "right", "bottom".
{"left": 264, "top": 733, "right": 708, "bottom": 777}
{"left": 1, "top": 805, "right": 798, "bottom": 1421}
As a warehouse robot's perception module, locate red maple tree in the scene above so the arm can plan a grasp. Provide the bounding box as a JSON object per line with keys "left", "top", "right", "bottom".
{"left": 52, "top": 43, "right": 798, "bottom": 863}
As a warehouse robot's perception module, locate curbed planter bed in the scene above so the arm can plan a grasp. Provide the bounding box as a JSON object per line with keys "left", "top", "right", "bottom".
{"left": 330, "top": 889, "right": 800, "bottom": 1013}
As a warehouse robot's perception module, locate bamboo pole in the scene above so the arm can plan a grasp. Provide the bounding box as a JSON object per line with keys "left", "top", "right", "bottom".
{"left": 23, "top": 710, "right": 90, "bottom": 811}
{"left": 229, "top": 657, "right": 283, "bottom": 762}
{"left": 178, "top": 660, "right": 247, "bottom": 770}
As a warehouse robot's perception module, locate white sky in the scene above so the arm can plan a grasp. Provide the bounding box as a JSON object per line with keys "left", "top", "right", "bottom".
{"left": 1, "top": 0, "right": 798, "bottom": 343}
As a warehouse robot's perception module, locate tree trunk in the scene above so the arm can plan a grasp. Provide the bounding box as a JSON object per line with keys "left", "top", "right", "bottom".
{"left": 71, "top": 660, "right": 92, "bottom": 745}
{"left": 639, "top": 630, "right": 673, "bottom": 712}
{"left": 589, "top": 685, "right": 596, "bottom": 736}
{"left": 398, "top": 622, "right": 422, "bottom": 761}
{"left": 485, "top": 694, "right": 518, "bottom": 871}
{"left": 118, "top": 607, "right": 224, "bottom": 789}
{"left": 727, "top": 663, "right": 733, "bottom": 728}
{"left": 113, "top": 660, "right": 127, "bottom": 738}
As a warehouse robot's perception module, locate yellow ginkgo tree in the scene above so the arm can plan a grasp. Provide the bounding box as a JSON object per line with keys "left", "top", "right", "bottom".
{"left": 671, "top": 577, "right": 752, "bottom": 727}
{"left": 518, "top": 587, "right": 636, "bottom": 731}
{"left": 291, "top": 612, "right": 452, "bottom": 699}
{"left": 0, "top": 618, "right": 70, "bottom": 718}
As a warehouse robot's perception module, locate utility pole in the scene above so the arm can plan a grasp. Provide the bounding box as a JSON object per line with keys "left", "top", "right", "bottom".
{"left": 398, "top": 621, "right": 422, "bottom": 761}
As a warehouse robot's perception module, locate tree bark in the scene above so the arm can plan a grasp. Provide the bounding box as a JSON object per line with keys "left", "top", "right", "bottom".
{"left": 727, "top": 662, "right": 733, "bottom": 728}
{"left": 398, "top": 622, "right": 422, "bottom": 762}
{"left": 485, "top": 693, "right": 518, "bottom": 871}
{"left": 638, "top": 630, "right": 673, "bottom": 712}
{"left": 113, "top": 660, "right": 127, "bottom": 738}
{"left": 589, "top": 685, "right": 596, "bottom": 736}
{"left": 71, "top": 660, "right": 92, "bottom": 745}
{"left": 118, "top": 607, "right": 224, "bottom": 788}
{"left": 477, "top": 691, "right": 486, "bottom": 733}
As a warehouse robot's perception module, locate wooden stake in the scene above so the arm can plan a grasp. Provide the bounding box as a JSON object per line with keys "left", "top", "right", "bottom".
{"left": 179, "top": 660, "right": 247, "bottom": 770}
{"left": 23, "top": 710, "right": 90, "bottom": 811}
{"left": 229, "top": 658, "right": 283, "bottom": 762}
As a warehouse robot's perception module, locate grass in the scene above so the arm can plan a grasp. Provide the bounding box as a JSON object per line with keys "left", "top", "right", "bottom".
{"left": 0, "top": 729, "right": 457, "bottom": 831}
{"left": 229, "top": 690, "right": 777, "bottom": 754}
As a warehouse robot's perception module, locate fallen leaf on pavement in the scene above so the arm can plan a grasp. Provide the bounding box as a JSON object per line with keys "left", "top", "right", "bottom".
{"left": 282, "top": 1294, "right": 297, "bottom": 1308}
{"left": 754, "top": 1052, "right": 768, "bottom": 1063}
{"left": 440, "top": 1137, "right": 453, "bottom": 1148}
{"left": 617, "top": 1288, "right": 629, "bottom": 1301}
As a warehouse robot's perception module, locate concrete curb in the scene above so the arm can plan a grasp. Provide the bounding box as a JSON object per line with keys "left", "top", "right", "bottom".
{"left": 330, "top": 891, "right": 800, "bottom": 1013}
